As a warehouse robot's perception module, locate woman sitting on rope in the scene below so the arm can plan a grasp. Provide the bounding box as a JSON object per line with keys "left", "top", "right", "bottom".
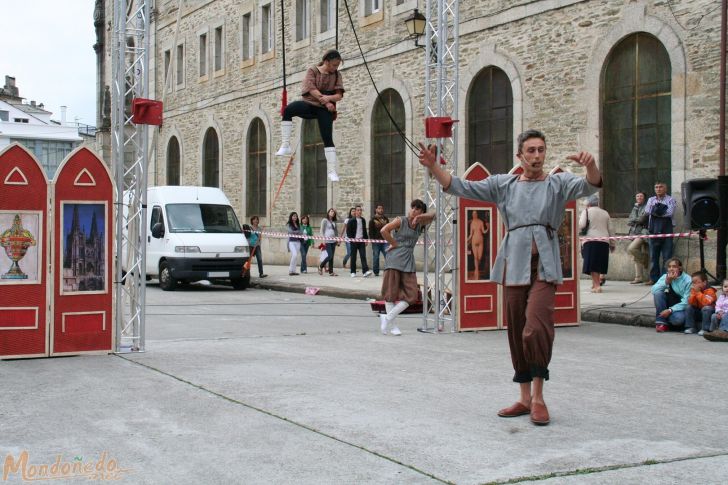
{"left": 276, "top": 49, "right": 345, "bottom": 182}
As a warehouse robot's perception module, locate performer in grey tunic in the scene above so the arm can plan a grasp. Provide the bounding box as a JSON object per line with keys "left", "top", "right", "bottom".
{"left": 378, "top": 199, "right": 436, "bottom": 336}
{"left": 418, "top": 129, "right": 602, "bottom": 426}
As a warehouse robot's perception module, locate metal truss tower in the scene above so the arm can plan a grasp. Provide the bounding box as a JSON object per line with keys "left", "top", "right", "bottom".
{"left": 112, "top": 0, "right": 150, "bottom": 352}
{"left": 420, "top": 0, "right": 459, "bottom": 333}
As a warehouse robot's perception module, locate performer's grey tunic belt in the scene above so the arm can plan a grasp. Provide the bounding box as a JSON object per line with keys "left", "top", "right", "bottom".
{"left": 446, "top": 173, "right": 599, "bottom": 286}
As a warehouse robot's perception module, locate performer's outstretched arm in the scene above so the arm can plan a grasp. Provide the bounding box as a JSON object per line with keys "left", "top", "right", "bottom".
{"left": 418, "top": 143, "right": 452, "bottom": 190}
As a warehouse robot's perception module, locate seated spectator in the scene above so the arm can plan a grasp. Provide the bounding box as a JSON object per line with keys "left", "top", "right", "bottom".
{"left": 705, "top": 284, "right": 728, "bottom": 339}
{"left": 685, "top": 271, "right": 716, "bottom": 336}
{"left": 651, "top": 257, "right": 691, "bottom": 333}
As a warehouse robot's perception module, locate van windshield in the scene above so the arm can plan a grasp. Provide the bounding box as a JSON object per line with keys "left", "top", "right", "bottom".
{"left": 166, "top": 204, "right": 242, "bottom": 233}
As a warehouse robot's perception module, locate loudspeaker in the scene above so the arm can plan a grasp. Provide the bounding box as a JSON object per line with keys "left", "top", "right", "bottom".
{"left": 681, "top": 178, "right": 720, "bottom": 230}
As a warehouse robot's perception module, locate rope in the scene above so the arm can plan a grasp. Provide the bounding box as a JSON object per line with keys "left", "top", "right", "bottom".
{"left": 341, "top": 0, "right": 420, "bottom": 155}
{"left": 270, "top": 145, "right": 298, "bottom": 211}
{"left": 280, "top": 0, "right": 288, "bottom": 117}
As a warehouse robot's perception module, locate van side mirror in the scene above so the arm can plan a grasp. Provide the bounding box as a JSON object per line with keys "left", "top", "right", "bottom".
{"left": 151, "top": 222, "right": 165, "bottom": 238}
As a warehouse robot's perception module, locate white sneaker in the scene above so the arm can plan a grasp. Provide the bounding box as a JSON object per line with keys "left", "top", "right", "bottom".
{"left": 684, "top": 328, "right": 696, "bottom": 334}
{"left": 363, "top": 270, "right": 373, "bottom": 277}
{"left": 380, "top": 314, "right": 389, "bottom": 335}
{"left": 276, "top": 144, "right": 292, "bottom": 156}
{"left": 390, "top": 326, "right": 402, "bottom": 336}
{"left": 327, "top": 170, "right": 339, "bottom": 182}
{"left": 350, "top": 273, "right": 356, "bottom": 278}
{"left": 698, "top": 330, "right": 705, "bottom": 336}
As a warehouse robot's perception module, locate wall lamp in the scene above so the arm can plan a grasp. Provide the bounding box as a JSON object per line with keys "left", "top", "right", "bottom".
{"left": 404, "top": 8, "right": 427, "bottom": 48}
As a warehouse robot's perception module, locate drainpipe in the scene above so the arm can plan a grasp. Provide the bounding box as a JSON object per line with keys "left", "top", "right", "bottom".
{"left": 716, "top": 0, "right": 727, "bottom": 280}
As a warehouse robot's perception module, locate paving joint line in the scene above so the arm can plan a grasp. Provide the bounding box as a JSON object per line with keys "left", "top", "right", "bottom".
{"left": 481, "top": 451, "right": 728, "bottom": 484}
{"left": 115, "top": 354, "right": 454, "bottom": 485}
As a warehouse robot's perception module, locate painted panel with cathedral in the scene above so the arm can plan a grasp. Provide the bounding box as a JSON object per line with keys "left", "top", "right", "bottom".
{"left": 0, "top": 211, "right": 42, "bottom": 285}
{"left": 60, "top": 202, "right": 107, "bottom": 294}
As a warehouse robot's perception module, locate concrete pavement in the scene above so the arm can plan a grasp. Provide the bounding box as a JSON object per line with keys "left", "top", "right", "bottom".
{"left": 2, "top": 281, "right": 727, "bottom": 484}
{"left": 252, "top": 265, "right": 659, "bottom": 327}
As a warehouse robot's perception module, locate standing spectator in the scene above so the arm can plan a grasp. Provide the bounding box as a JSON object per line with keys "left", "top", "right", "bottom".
{"left": 300, "top": 215, "right": 314, "bottom": 273}
{"left": 707, "top": 279, "right": 728, "bottom": 336}
{"left": 369, "top": 204, "right": 390, "bottom": 276}
{"left": 645, "top": 182, "right": 677, "bottom": 284}
{"left": 346, "top": 205, "right": 372, "bottom": 277}
{"left": 579, "top": 195, "right": 615, "bottom": 293}
{"left": 319, "top": 208, "right": 340, "bottom": 276}
{"left": 248, "top": 216, "right": 267, "bottom": 278}
{"left": 626, "top": 191, "right": 649, "bottom": 284}
{"left": 651, "top": 257, "right": 691, "bottom": 333}
{"left": 685, "top": 271, "right": 716, "bottom": 335}
{"left": 342, "top": 207, "right": 354, "bottom": 269}
{"left": 286, "top": 212, "right": 302, "bottom": 276}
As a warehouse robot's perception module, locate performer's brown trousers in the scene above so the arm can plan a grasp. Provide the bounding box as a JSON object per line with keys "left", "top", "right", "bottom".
{"left": 504, "top": 254, "right": 555, "bottom": 382}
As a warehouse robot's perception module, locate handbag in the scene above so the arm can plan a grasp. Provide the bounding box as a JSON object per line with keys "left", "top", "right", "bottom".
{"left": 579, "top": 208, "right": 590, "bottom": 236}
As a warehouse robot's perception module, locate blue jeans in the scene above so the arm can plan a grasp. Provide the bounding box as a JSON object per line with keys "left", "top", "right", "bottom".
{"left": 300, "top": 243, "right": 310, "bottom": 272}
{"left": 653, "top": 291, "right": 686, "bottom": 327}
{"left": 371, "top": 242, "right": 387, "bottom": 275}
{"left": 649, "top": 236, "right": 674, "bottom": 283}
{"left": 319, "top": 243, "right": 337, "bottom": 274}
{"left": 710, "top": 313, "right": 728, "bottom": 332}
{"left": 685, "top": 305, "right": 715, "bottom": 332}
{"left": 342, "top": 242, "right": 351, "bottom": 266}
{"left": 253, "top": 245, "right": 264, "bottom": 276}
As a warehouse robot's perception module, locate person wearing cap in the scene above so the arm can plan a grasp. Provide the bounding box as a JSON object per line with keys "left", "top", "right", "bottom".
{"left": 418, "top": 129, "right": 601, "bottom": 426}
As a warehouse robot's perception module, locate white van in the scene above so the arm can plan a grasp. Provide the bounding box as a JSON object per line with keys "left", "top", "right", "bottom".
{"left": 128, "top": 186, "right": 250, "bottom": 291}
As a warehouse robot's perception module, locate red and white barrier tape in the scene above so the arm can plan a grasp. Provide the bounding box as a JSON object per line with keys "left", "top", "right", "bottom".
{"left": 249, "top": 229, "right": 702, "bottom": 244}
{"left": 579, "top": 232, "right": 700, "bottom": 242}
{"left": 248, "top": 229, "right": 388, "bottom": 244}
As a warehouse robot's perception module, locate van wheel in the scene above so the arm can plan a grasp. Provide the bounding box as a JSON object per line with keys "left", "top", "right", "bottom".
{"left": 159, "top": 262, "right": 177, "bottom": 291}
{"left": 231, "top": 274, "right": 250, "bottom": 290}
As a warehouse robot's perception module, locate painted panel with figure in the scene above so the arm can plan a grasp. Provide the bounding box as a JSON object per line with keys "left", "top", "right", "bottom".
{"left": 465, "top": 208, "right": 492, "bottom": 281}
{"left": 61, "top": 202, "right": 107, "bottom": 294}
{"left": 0, "top": 211, "right": 41, "bottom": 285}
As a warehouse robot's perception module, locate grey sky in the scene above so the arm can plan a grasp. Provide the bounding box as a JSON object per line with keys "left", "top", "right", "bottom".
{"left": 0, "top": 1, "right": 96, "bottom": 126}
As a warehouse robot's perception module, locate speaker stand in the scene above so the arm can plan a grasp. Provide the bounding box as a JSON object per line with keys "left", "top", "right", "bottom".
{"left": 698, "top": 229, "right": 718, "bottom": 283}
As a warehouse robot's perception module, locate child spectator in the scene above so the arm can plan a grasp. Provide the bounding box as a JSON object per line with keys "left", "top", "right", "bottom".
{"left": 708, "top": 279, "right": 728, "bottom": 333}
{"left": 685, "top": 271, "right": 716, "bottom": 336}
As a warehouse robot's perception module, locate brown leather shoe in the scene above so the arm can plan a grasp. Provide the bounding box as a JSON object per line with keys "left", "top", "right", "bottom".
{"left": 530, "top": 401, "right": 550, "bottom": 425}
{"left": 497, "top": 401, "right": 530, "bottom": 418}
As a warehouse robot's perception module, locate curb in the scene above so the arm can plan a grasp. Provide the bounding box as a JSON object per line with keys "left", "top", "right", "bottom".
{"left": 254, "top": 281, "right": 658, "bottom": 328}
{"left": 253, "top": 281, "right": 379, "bottom": 301}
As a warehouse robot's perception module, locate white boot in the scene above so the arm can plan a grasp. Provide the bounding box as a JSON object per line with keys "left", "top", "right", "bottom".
{"left": 380, "top": 314, "right": 389, "bottom": 335}
{"left": 386, "top": 301, "right": 409, "bottom": 336}
{"left": 276, "top": 121, "right": 293, "bottom": 156}
{"left": 324, "top": 147, "right": 339, "bottom": 181}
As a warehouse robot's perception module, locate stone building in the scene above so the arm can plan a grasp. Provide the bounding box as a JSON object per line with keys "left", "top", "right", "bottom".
{"left": 97, "top": 0, "right": 725, "bottom": 275}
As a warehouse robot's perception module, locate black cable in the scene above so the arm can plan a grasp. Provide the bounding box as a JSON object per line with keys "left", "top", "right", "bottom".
{"left": 666, "top": 0, "right": 721, "bottom": 31}
{"left": 341, "top": 0, "right": 421, "bottom": 155}
{"left": 280, "top": 0, "right": 287, "bottom": 99}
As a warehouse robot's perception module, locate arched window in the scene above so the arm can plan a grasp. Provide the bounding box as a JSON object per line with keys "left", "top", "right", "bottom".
{"left": 371, "top": 89, "right": 406, "bottom": 216}
{"left": 247, "top": 118, "right": 267, "bottom": 217}
{"left": 301, "top": 119, "right": 327, "bottom": 217}
{"left": 602, "top": 32, "right": 671, "bottom": 215}
{"left": 467, "top": 66, "right": 513, "bottom": 173}
{"left": 166, "top": 136, "right": 180, "bottom": 185}
{"left": 202, "top": 127, "right": 219, "bottom": 187}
